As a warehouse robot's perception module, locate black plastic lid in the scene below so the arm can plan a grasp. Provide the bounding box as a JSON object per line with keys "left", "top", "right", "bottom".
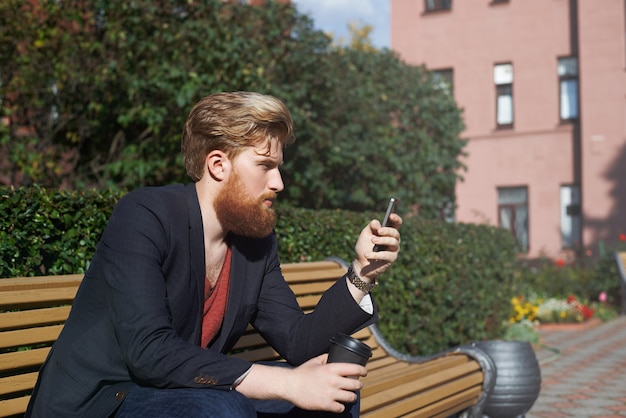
{"left": 329, "top": 333, "right": 372, "bottom": 358}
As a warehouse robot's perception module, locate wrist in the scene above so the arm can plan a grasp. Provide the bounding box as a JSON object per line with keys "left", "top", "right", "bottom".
{"left": 346, "top": 263, "right": 377, "bottom": 293}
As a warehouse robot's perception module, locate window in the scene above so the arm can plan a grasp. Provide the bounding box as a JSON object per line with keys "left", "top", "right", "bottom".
{"left": 425, "top": 0, "right": 452, "bottom": 12}
{"left": 498, "top": 187, "right": 528, "bottom": 252}
{"left": 558, "top": 57, "right": 579, "bottom": 120}
{"left": 431, "top": 68, "right": 454, "bottom": 95}
{"left": 560, "top": 185, "right": 581, "bottom": 248}
{"left": 494, "top": 63, "right": 514, "bottom": 128}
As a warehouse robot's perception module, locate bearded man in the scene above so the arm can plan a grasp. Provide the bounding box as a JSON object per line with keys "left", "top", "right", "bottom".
{"left": 26, "top": 92, "right": 402, "bottom": 418}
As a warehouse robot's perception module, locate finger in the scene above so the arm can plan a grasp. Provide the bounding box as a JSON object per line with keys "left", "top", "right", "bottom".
{"left": 389, "top": 213, "right": 403, "bottom": 227}
{"left": 337, "top": 389, "right": 360, "bottom": 405}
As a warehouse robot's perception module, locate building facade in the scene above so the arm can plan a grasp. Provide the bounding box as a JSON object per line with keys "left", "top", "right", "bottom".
{"left": 391, "top": 0, "right": 626, "bottom": 259}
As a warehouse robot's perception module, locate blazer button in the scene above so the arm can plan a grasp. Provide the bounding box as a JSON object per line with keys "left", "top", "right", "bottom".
{"left": 115, "top": 391, "right": 126, "bottom": 401}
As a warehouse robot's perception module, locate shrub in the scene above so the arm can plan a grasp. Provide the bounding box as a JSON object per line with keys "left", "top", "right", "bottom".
{"left": 2, "top": 186, "right": 519, "bottom": 356}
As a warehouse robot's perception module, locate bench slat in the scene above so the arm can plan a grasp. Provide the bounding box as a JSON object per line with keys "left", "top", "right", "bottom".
{"left": 0, "top": 324, "right": 64, "bottom": 350}
{"left": 0, "top": 396, "right": 31, "bottom": 418}
{"left": 0, "top": 371, "right": 38, "bottom": 396}
{"left": 0, "top": 348, "right": 50, "bottom": 373}
{"left": 289, "top": 281, "right": 338, "bottom": 296}
{"left": 0, "top": 288, "right": 78, "bottom": 308}
{"left": 363, "top": 357, "right": 479, "bottom": 397}
{"left": 0, "top": 274, "right": 83, "bottom": 292}
{"left": 0, "top": 306, "right": 72, "bottom": 331}
{"left": 386, "top": 386, "right": 482, "bottom": 418}
{"left": 361, "top": 372, "right": 483, "bottom": 417}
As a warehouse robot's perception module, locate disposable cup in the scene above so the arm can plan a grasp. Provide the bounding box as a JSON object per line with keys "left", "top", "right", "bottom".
{"left": 327, "top": 333, "right": 372, "bottom": 366}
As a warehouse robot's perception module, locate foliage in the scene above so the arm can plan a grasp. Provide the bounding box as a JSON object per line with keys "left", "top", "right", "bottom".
{"left": 0, "top": 0, "right": 466, "bottom": 219}
{"left": 1, "top": 186, "right": 517, "bottom": 356}
{"left": 281, "top": 45, "right": 466, "bottom": 216}
{"left": 511, "top": 238, "right": 626, "bottom": 312}
{"left": 372, "top": 217, "right": 519, "bottom": 355}
{"left": 0, "top": 185, "right": 125, "bottom": 276}
{"left": 503, "top": 320, "right": 539, "bottom": 344}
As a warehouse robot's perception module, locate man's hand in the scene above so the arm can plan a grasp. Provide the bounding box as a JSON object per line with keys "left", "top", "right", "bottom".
{"left": 235, "top": 354, "right": 366, "bottom": 413}
{"left": 353, "top": 213, "right": 402, "bottom": 281}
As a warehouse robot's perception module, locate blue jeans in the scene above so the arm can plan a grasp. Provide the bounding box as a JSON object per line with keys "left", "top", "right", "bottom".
{"left": 114, "top": 384, "right": 360, "bottom": 417}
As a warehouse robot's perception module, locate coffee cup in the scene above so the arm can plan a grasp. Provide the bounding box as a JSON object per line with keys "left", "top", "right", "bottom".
{"left": 327, "top": 333, "right": 372, "bottom": 366}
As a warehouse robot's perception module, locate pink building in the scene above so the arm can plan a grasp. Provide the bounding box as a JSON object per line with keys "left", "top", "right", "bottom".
{"left": 391, "top": 0, "right": 626, "bottom": 260}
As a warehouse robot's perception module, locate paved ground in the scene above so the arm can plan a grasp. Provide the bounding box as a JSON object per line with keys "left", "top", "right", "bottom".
{"left": 526, "top": 316, "right": 626, "bottom": 418}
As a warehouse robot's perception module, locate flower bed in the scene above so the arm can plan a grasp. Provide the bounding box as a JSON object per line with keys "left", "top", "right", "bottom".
{"left": 510, "top": 294, "right": 594, "bottom": 325}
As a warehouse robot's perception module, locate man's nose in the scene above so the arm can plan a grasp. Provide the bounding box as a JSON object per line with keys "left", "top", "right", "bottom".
{"left": 269, "top": 169, "right": 284, "bottom": 192}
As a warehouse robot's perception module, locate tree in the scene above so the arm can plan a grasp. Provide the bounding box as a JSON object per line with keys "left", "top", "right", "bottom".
{"left": 1, "top": 0, "right": 466, "bottom": 218}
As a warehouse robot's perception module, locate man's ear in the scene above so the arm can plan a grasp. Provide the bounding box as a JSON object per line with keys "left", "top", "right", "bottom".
{"left": 206, "top": 150, "right": 231, "bottom": 181}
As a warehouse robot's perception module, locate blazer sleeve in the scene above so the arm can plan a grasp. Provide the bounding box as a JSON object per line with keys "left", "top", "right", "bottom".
{"left": 251, "top": 244, "right": 377, "bottom": 366}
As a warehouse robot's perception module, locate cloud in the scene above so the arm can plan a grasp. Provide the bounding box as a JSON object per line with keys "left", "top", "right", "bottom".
{"left": 291, "top": 0, "right": 390, "bottom": 48}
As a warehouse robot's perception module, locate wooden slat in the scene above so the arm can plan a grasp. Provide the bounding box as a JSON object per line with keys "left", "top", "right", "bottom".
{"left": 361, "top": 373, "right": 483, "bottom": 417}
{"left": 295, "top": 294, "right": 322, "bottom": 310}
{"left": 0, "top": 371, "right": 38, "bottom": 396}
{"left": 0, "top": 306, "right": 72, "bottom": 331}
{"left": 289, "top": 281, "right": 338, "bottom": 296}
{"left": 363, "top": 357, "right": 479, "bottom": 397}
{"left": 0, "top": 396, "right": 31, "bottom": 418}
{"left": 281, "top": 262, "right": 347, "bottom": 283}
{"left": 0, "top": 287, "right": 78, "bottom": 308}
{"left": 0, "top": 274, "right": 83, "bottom": 291}
{"left": 0, "top": 324, "right": 64, "bottom": 349}
{"left": 386, "top": 386, "right": 482, "bottom": 418}
{"left": 0, "top": 348, "right": 50, "bottom": 373}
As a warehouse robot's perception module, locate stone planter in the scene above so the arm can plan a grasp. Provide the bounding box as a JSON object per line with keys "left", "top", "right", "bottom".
{"left": 476, "top": 340, "right": 542, "bottom": 418}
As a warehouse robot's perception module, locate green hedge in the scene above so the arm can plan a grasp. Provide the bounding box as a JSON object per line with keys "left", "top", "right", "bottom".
{"left": 1, "top": 186, "right": 519, "bottom": 355}
{"left": 0, "top": 186, "right": 125, "bottom": 276}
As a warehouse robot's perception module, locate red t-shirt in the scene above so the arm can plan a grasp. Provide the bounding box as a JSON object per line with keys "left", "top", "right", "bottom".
{"left": 200, "top": 247, "right": 232, "bottom": 348}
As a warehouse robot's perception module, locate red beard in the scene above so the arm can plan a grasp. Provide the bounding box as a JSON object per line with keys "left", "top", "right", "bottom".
{"left": 213, "top": 171, "right": 276, "bottom": 238}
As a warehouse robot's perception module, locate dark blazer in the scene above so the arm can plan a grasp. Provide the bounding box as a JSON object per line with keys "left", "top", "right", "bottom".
{"left": 26, "top": 184, "right": 376, "bottom": 417}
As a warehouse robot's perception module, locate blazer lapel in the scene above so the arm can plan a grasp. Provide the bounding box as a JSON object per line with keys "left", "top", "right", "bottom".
{"left": 219, "top": 241, "right": 247, "bottom": 348}
{"left": 185, "top": 184, "right": 205, "bottom": 325}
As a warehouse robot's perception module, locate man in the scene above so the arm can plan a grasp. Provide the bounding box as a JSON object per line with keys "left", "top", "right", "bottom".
{"left": 26, "top": 92, "right": 402, "bottom": 417}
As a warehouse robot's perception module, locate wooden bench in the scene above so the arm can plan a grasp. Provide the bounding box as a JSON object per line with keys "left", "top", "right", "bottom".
{"left": 616, "top": 251, "right": 626, "bottom": 315}
{"left": 0, "top": 259, "right": 495, "bottom": 418}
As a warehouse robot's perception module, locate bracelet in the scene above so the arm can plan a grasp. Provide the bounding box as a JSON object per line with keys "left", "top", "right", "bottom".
{"left": 346, "top": 264, "right": 377, "bottom": 292}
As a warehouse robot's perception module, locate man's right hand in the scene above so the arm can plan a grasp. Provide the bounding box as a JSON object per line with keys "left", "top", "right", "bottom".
{"left": 235, "top": 354, "right": 366, "bottom": 413}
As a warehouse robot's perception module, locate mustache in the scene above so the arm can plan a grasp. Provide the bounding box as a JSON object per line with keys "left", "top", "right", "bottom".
{"left": 259, "top": 192, "right": 277, "bottom": 202}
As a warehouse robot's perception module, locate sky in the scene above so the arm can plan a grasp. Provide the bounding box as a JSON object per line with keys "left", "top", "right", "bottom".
{"left": 290, "top": 0, "right": 391, "bottom": 49}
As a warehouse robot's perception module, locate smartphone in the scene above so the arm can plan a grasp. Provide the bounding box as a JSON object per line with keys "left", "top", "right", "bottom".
{"left": 373, "top": 196, "right": 399, "bottom": 252}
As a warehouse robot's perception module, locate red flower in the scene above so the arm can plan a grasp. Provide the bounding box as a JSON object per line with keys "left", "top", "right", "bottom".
{"left": 556, "top": 259, "right": 565, "bottom": 267}
{"left": 620, "top": 233, "right": 626, "bottom": 242}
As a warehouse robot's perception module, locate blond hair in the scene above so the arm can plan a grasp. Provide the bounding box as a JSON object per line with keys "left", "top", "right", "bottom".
{"left": 181, "top": 91, "right": 295, "bottom": 181}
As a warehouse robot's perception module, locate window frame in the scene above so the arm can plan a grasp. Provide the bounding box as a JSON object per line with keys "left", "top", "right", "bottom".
{"left": 560, "top": 184, "right": 581, "bottom": 249}
{"left": 558, "top": 56, "right": 579, "bottom": 122}
{"left": 498, "top": 186, "right": 529, "bottom": 253}
{"left": 431, "top": 68, "right": 454, "bottom": 96}
{"left": 425, "top": 0, "right": 452, "bottom": 13}
{"left": 494, "top": 63, "right": 514, "bottom": 129}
